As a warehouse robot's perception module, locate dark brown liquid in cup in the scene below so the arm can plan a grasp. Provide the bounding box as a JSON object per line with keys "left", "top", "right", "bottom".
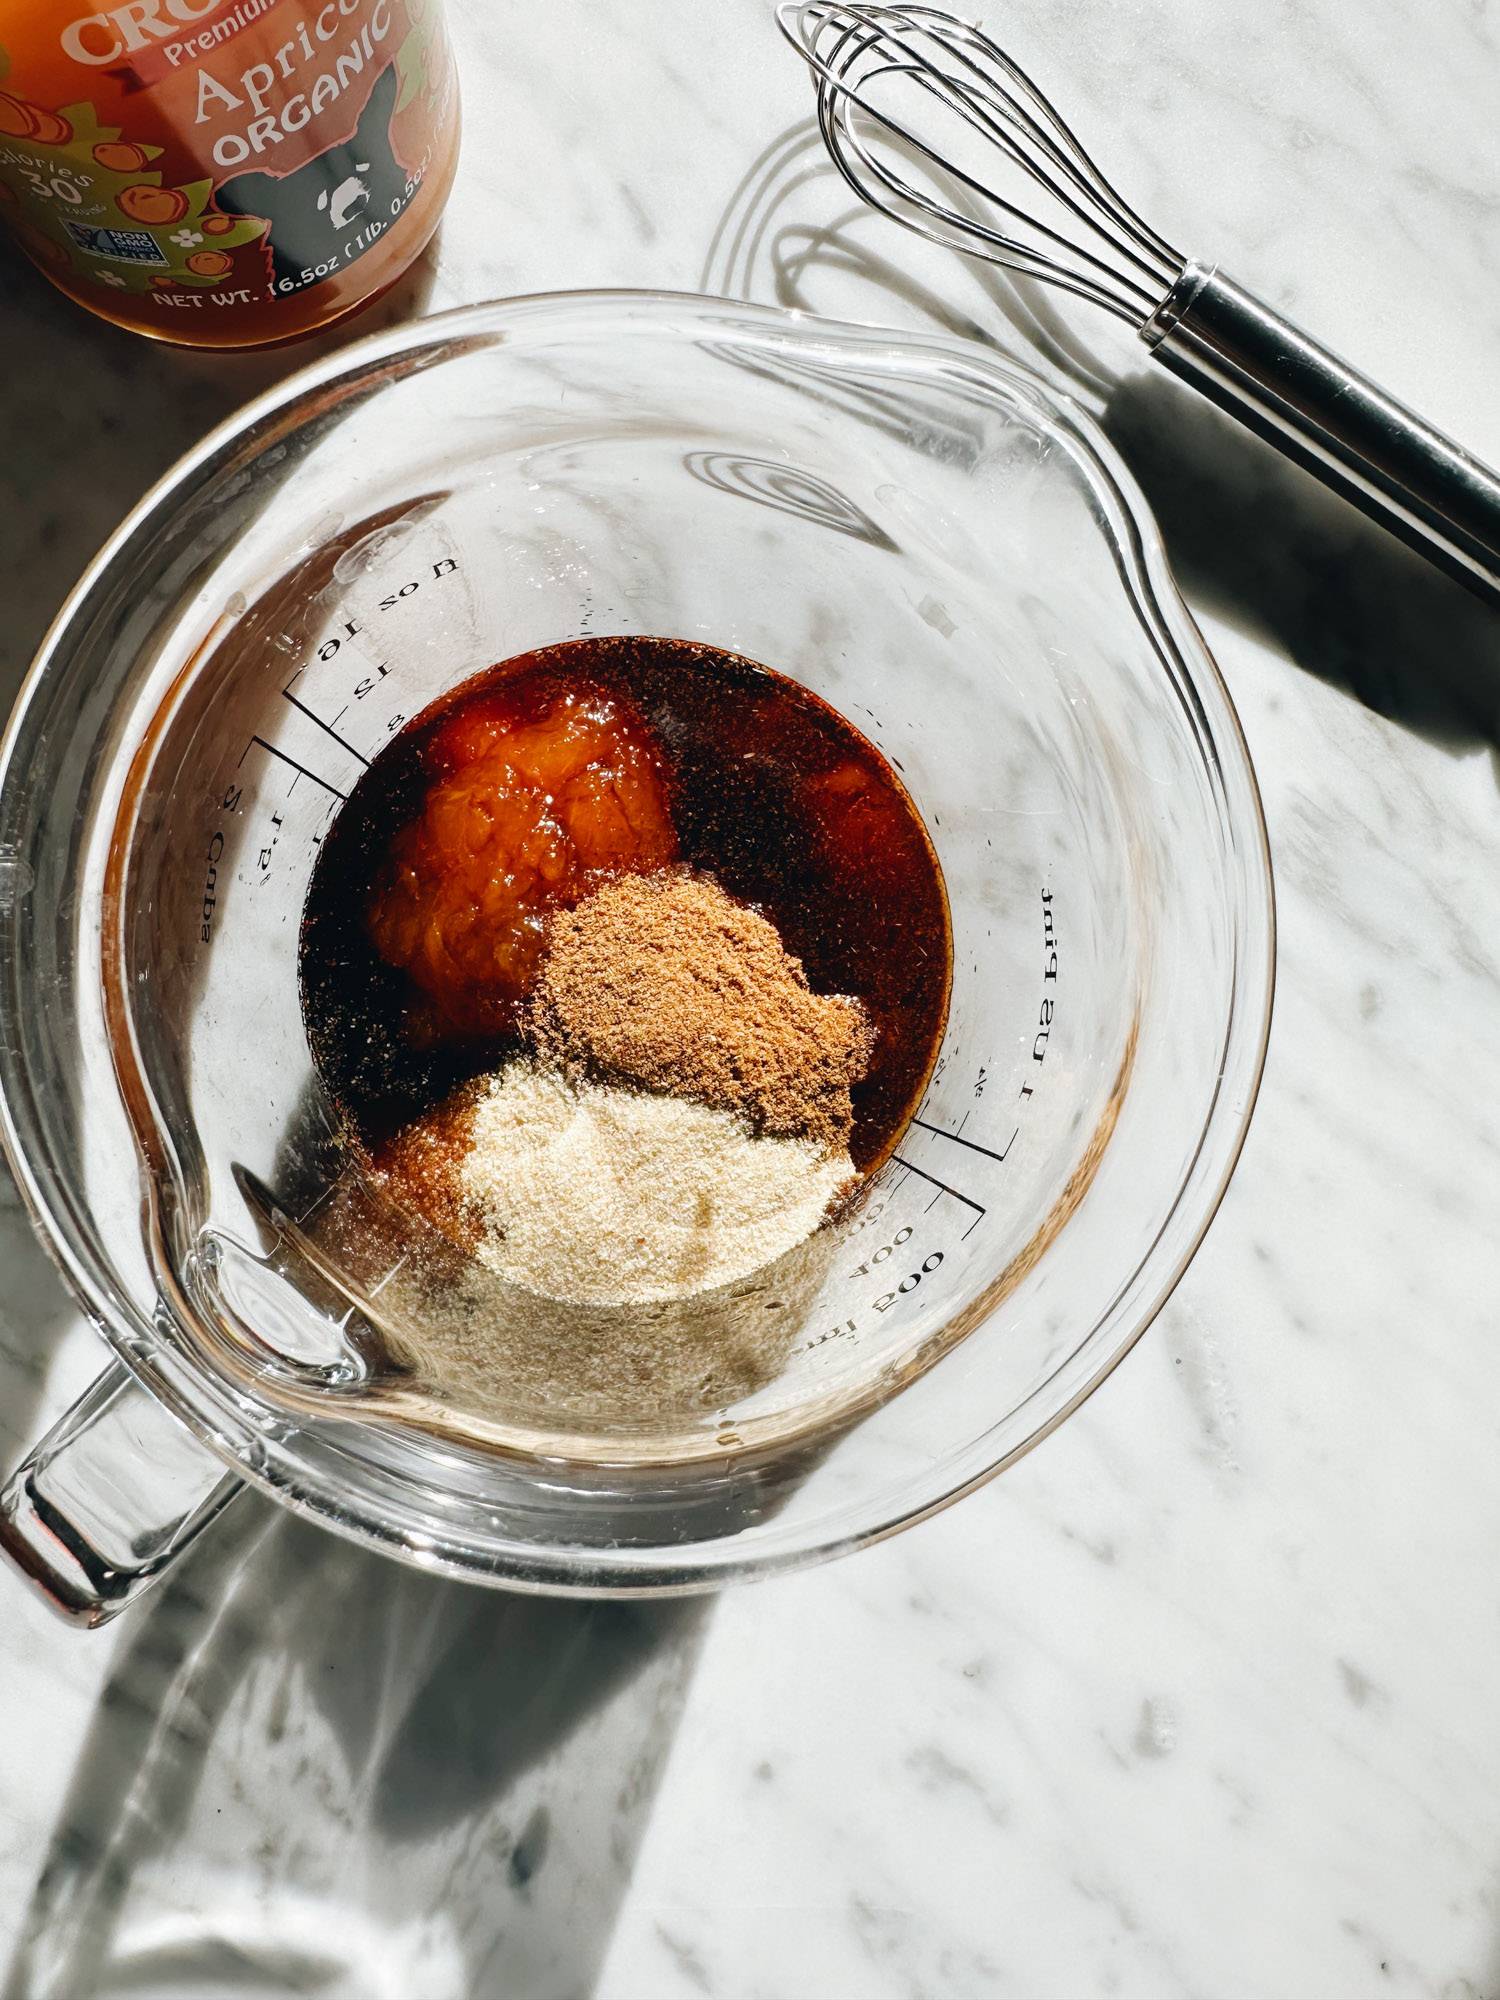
{"left": 300, "top": 636, "right": 952, "bottom": 1171}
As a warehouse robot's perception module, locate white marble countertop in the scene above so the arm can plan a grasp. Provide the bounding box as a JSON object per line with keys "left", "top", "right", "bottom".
{"left": 4, "top": 2, "right": 1500, "bottom": 1995}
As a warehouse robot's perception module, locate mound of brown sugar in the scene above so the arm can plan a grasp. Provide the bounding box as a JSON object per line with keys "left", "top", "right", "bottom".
{"left": 529, "top": 872, "right": 872, "bottom": 1152}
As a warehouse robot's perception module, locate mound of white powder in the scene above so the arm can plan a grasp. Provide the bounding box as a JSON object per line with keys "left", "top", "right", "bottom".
{"left": 459, "top": 1061, "right": 854, "bottom": 1305}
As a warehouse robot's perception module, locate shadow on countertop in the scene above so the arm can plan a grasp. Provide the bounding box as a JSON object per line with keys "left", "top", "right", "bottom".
{"left": 1104, "top": 374, "right": 1500, "bottom": 759}
{"left": 704, "top": 119, "right": 1500, "bottom": 768}
{"left": 1, "top": 1497, "right": 706, "bottom": 2000}
{"left": 0, "top": 236, "right": 442, "bottom": 712}
{"left": 0, "top": 1169, "right": 95, "bottom": 1490}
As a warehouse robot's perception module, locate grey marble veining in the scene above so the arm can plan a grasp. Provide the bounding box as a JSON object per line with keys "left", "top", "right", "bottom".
{"left": 3, "top": 0, "right": 1500, "bottom": 1995}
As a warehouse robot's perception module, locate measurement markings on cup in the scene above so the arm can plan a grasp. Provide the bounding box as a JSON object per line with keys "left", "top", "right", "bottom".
{"left": 888, "top": 1154, "right": 988, "bottom": 1239}
{"left": 909, "top": 1114, "right": 1017, "bottom": 1164}
{"left": 229, "top": 555, "right": 469, "bottom": 825}
{"left": 890, "top": 883, "right": 1059, "bottom": 1240}
{"left": 237, "top": 736, "right": 350, "bottom": 802}
{"left": 278, "top": 675, "right": 374, "bottom": 769}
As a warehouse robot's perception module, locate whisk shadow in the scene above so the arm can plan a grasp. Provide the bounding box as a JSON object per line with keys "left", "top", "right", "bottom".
{"left": 704, "top": 119, "right": 1500, "bottom": 766}
{"left": 1102, "top": 371, "right": 1500, "bottom": 760}
{"left": 1, "top": 1499, "right": 707, "bottom": 2000}
{"left": 701, "top": 117, "right": 1122, "bottom": 397}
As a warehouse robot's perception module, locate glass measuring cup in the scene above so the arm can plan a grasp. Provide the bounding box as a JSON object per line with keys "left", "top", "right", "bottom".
{"left": 0, "top": 293, "right": 1273, "bottom": 1621}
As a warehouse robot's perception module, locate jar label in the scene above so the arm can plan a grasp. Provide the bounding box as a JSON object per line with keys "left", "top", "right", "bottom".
{"left": 0, "top": 0, "right": 452, "bottom": 311}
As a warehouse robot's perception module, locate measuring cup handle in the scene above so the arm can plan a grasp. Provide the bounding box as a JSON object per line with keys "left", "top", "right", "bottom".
{"left": 0, "top": 1360, "right": 241, "bottom": 1628}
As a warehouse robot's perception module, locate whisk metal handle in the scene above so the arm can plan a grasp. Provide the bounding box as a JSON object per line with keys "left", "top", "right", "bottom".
{"left": 1143, "top": 261, "right": 1500, "bottom": 600}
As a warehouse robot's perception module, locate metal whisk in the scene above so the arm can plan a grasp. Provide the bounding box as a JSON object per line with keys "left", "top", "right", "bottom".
{"left": 778, "top": 0, "right": 1500, "bottom": 602}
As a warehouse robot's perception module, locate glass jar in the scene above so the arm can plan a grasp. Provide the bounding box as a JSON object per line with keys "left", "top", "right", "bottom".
{"left": 0, "top": 0, "right": 458, "bottom": 347}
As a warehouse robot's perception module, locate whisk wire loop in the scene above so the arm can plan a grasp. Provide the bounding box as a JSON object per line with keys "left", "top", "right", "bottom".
{"left": 779, "top": 0, "right": 1183, "bottom": 324}
{"left": 778, "top": 0, "right": 1500, "bottom": 603}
